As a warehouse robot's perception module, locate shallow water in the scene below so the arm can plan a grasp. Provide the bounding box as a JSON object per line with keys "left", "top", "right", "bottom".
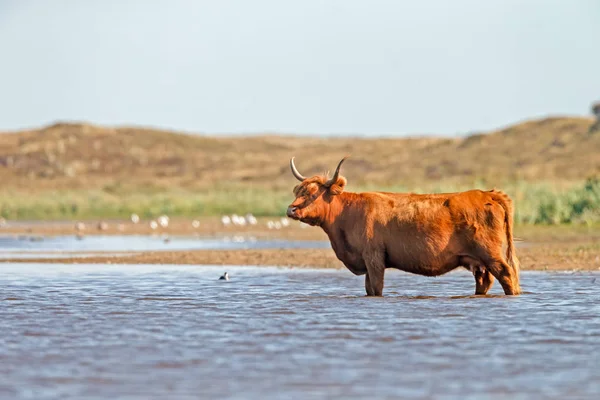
{"left": 0, "top": 234, "right": 330, "bottom": 253}
{"left": 0, "top": 252, "right": 141, "bottom": 260}
{"left": 1, "top": 264, "right": 599, "bottom": 399}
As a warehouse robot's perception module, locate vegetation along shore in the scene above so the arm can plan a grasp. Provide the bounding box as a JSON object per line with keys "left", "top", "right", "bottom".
{"left": 0, "top": 116, "right": 599, "bottom": 225}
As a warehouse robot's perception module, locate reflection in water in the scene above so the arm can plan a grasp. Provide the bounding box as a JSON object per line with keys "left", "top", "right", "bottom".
{"left": 1, "top": 264, "right": 599, "bottom": 399}
{"left": 0, "top": 234, "right": 331, "bottom": 253}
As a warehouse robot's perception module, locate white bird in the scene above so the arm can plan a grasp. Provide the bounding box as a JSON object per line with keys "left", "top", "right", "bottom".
{"left": 75, "top": 222, "right": 85, "bottom": 231}
{"left": 219, "top": 272, "right": 229, "bottom": 281}
{"left": 267, "top": 221, "right": 275, "bottom": 230}
{"left": 130, "top": 213, "right": 140, "bottom": 224}
{"left": 192, "top": 220, "right": 200, "bottom": 228}
{"left": 280, "top": 218, "right": 290, "bottom": 227}
{"left": 246, "top": 213, "right": 258, "bottom": 225}
{"left": 221, "top": 215, "right": 231, "bottom": 226}
{"left": 149, "top": 220, "right": 158, "bottom": 230}
{"left": 231, "top": 214, "right": 246, "bottom": 226}
{"left": 158, "top": 215, "right": 169, "bottom": 228}
{"left": 274, "top": 222, "right": 282, "bottom": 230}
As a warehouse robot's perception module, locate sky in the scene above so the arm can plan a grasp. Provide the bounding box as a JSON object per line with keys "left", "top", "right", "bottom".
{"left": 0, "top": 0, "right": 598, "bottom": 136}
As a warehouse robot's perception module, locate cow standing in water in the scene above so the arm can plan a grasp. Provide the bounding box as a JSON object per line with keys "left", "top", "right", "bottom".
{"left": 286, "top": 157, "right": 521, "bottom": 296}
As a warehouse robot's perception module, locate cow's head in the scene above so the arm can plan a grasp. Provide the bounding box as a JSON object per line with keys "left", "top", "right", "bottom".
{"left": 286, "top": 157, "right": 348, "bottom": 226}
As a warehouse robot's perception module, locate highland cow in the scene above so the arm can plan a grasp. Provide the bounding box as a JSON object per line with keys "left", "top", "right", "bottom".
{"left": 287, "top": 157, "right": 521, "bottom": 296}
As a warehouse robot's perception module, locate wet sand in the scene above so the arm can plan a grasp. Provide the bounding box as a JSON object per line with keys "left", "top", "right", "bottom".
{"left": 3, "top": 245, "right": 599, "bottom": 271}
{"left": 1, "top": 219, "right": 599, "bottom": 271}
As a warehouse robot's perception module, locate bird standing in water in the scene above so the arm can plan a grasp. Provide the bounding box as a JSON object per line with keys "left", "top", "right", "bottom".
{"left": 219, "top": 272, "right": 229, "bottom": 281}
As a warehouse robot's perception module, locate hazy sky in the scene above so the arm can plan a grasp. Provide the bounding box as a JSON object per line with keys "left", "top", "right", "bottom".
{"left": 0, "top": 0, "right": 598, "bottom": 136}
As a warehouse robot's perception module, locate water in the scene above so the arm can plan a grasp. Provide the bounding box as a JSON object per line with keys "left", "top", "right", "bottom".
{"left": 1, "top": 264, "right": 599, "bottom": 400}
{"left": 0, "top": 253, "right": 138, "bottom": 260}
{"left": 0, "top": 235, "right": 331, "bottom": 253}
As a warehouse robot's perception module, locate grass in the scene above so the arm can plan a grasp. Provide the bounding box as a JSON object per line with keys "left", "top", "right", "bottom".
{"left": 0, "top": 117, "right": 599, "bottom": 224}
{"left": 2, "top": 178, "right": 599, "bottom": 226}
{"left": 0, "top": 188, "right": 290, "bottom": 220}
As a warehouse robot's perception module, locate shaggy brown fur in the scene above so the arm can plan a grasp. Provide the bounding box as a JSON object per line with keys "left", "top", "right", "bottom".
{"left": 287, "top": 158, "right": 521, "bottom": 296}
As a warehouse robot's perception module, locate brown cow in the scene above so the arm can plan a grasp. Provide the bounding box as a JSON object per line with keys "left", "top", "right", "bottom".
{"left": 286, "top": 157, "right": 521, "bottom": 296}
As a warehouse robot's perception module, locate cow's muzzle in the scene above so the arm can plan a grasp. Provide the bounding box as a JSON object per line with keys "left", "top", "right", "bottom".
{"left": 286, "top": 206, "right": 298, "bottom": 219}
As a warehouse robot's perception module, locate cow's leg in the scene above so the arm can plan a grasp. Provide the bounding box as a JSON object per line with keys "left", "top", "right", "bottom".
{"left": 473, "top": 268, "right": 495, "bottom": 295}
{"left": 460, "top": 256, "right": 495, "bottom": 295}
{"left": 363, "top": 251, "right": 385, "bottom": 296}
{"left": 364, "top": 273, "right": 376, "bottom": 296}
{"left": 486, "top": 259, "right": 521, "bottom": 295}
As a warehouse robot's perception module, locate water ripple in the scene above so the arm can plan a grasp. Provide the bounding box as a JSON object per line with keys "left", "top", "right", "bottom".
{"left": 0, "top": 264, "right": 599, "bottom": 399}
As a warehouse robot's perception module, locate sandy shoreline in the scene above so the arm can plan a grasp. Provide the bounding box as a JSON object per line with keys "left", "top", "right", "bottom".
{"left": 1, "top": 219, "right": 599, "bottom": 271}
{"left": 2, "top": 245, "right": 599, "bottom": 272}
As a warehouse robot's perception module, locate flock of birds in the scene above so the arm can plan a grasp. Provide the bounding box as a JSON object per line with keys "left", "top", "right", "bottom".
{"left": 69, "top": 213, "right": 303, "bottom": 245}
{"left": 0, "top": 213, "right": 300, "bottom": 281}
{"left": 219, "top": 213, "right": 295, "bottom": 230}
{"left": 73, "top": 212, "right": 297, "bottom": 235}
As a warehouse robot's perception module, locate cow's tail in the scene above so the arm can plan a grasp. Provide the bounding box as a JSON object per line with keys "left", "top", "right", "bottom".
{"left": 491, "top": 190, "right": 520, "bottom": 272}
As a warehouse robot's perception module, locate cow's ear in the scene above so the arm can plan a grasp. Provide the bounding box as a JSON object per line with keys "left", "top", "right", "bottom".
{"left": 307, "top": 183, "right": 319, "bottom": 195}
{"left": 328, "top": 176, "right": 347, "bottom": 195}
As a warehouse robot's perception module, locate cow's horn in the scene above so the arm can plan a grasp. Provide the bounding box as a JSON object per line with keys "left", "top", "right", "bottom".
{"left": 324, "top": 156, "right": 349, "bottom": 187}
{"left": 290, "top": 157, "right": 306, "bottom": 181}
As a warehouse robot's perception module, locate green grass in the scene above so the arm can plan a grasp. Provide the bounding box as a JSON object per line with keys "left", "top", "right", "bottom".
{"left": 2, "top": 178, "right": 600, "bottom": 225}
{"left": 0, "top": 188, "right": 291, "bottom": 220}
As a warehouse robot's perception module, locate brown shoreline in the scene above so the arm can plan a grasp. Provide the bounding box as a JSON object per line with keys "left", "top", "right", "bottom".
{"left": 2, "top": 243, "right": 599, "bottom": 272}
{"left": 1, "top": 219, "right": 599, "bottom": 271}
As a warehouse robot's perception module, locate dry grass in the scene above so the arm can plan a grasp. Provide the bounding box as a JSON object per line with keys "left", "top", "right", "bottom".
{"left": 1, "top": 117, "right": 599, "bottom": 221}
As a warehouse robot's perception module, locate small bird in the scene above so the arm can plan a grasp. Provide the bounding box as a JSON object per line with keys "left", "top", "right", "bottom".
{"left": 245, "top": 213, "right": 258, "bottom": 225}
{"left": 221, "top": 215, "right": 231, "bottom": 226}
{"left": 231, "top": 214, "right": 246, "bottom": 226}
{"left": 158, "top": 215, "right": 169, "bottom": 228}
{"left": 219, "top": 272, "right": 229, "bottom": 281}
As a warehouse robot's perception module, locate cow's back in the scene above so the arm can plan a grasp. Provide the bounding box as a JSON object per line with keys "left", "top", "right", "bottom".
{"left": 363, "top": 190, "right": 504, "bottom": 275}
